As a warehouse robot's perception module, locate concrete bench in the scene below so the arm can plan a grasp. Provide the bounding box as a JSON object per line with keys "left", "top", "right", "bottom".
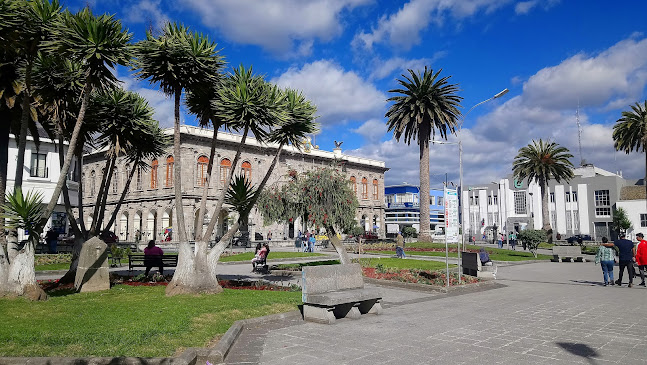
{"left": 462, "top": 252, "right": 496, "bottom": 279}
{"left": 552, "top": 246, "right": 586, "bottom": 262}
{"left": 302, "top": 263, "right": 382, "bottom": 324}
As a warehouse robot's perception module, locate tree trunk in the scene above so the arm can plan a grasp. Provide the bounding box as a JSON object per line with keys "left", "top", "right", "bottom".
{"left": 172, "top": 90, "right": 187, "bottom": 242}
{"left": 0, "top": 122, "right": 9, "bottom": 248}
{"left": 2, "top": 235, "right": 47, "bottom": 300}
{"left": 14, "top": 61, "right": 32, "bottom": 192}
{"left": 540, "top": 181, "right": 550, "bottom": 232}
{"left": 89, "top": 157, "right": 112, "bottom": 235}
{"left": 94, "top": 155, "right": 116, "bottom": 233}
{"left": 418, "top": 125, "right": 431, "bottom": 242}
{"left": 104, "top": 161, "right": 138, "bottom": 231}
{"left": 326, "top": 226, "right": 351, "bottom": 264}
{"left": 195, "top": 125, "right": 218, "bottom": 242}
{"left": 40, "top": 82, "right": 93, "bottom": 230}
{"left": 76, "top": 152, "right": 87, "bottom": 238}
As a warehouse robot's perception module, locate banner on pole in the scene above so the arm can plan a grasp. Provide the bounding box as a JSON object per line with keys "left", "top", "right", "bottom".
{"left": 444, "top": 188, "right": 459, "bottom": 243}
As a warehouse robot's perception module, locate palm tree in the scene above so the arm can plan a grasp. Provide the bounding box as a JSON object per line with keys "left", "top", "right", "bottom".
{"left": 133, "top": 22, "right": 224, "bottom": 245}
{"left": 385, "top": 67, "right": 462, "bottom": 242}
{"left": 40, "top": 7, "right": 132, "bottom": 230}
{"left": 613, "top": 100, "right": 647, "bottom": 200}
{"left": 512, "top": 139, "right": 574, "bottom": 233}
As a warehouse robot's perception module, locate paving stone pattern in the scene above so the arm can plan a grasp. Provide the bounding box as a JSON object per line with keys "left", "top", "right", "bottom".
{"left": 228, "top": 261, "right": 647, "bottom": 364}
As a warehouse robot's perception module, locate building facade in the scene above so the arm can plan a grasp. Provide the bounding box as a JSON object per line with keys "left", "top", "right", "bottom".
{"left": 80, "top": 125, "right": 388, "bottom": 243}
{"left": 463, "top": 165, "right": 636, "bottom": 241}
{"left": 384, "top": 184, "right": 445, "bottom": 234}
{"left": 5, "top": 132, "right": 79, "bottom": 241}
{"left": 616, "top": 185, "right": 647, "bottom": 242}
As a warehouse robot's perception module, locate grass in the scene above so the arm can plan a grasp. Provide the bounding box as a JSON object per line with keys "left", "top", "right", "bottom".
{"left": 276, "top": 257, "right": 453, "bottom": 271}
{"left": 219, "top": 251, "right": 325, "bottom": 262}
{"left": 367, "top": 242, "right": 552, "bottom": 261}
{"left": 35, "top": 263, "right": 70, "bottom": 271}
{"left": 0, "top": 285, "right": 301, "bottom": 358}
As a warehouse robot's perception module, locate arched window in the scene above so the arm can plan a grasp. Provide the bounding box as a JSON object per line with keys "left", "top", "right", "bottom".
{"left": 361, "top": 177, "right": 368, "bottom": 199}
{"left": 81, "top": 173, "right": 86, "bottom": 195}
{"left": 90, "top": 170, "right": 96, "bottom": 195}
{"left": 136, "top": 166, "right": 143, "bottom": 190}
{"left": 350, "top": 176, "right": 356, "bottom": 195}
{"left": 151, "top": 159, "right": 158, "bottom": 189}
{"left": 165, "top": 155, "right": 174, "bottom": 187}
{"left": 373, "top": 179, "right": 379, "bottom": 200}
{"left": 197, "top": 156, "right": 208, "bottom": 186}
{"left": 112, "top": 169, "right": 119, "bottom": 194}
{"left": 220, "top": 158, "right": 231, "bottom": 188}
{"left": 241, "top": 161, "right": 252, "bottom": 183}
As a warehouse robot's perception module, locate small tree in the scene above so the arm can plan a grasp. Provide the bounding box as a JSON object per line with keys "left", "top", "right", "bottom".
{"left": 612, "top": 207, "right": 632, "bottom": 236}
{"left": 517, "top": 229, "right": 545, "bottom": 258}
{"left": 402, "top": 226, "right": 418, "bottom": 238}
{"left": 258, "top": 167, "right": 359, "bottom": 264}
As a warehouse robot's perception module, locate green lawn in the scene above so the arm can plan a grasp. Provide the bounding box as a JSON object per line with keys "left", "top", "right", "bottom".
{"left": 369, "top": 242, "right": 552, "bottom": 261}
{"left": 276, "top": 257, "right": 453, "bottom": 271}
{"left": 35, "top": 263, "right": 70, "bottom": 271}
{"left": 0, "top": 285, "right": 301, "bottom": 357}
{"left": 219, "top": 251, "right": 324, "bottom": 262}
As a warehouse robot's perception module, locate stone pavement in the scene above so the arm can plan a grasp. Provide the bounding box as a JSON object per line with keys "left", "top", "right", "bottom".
{"left": 225, "top": 260, "right": 647, "bottom": 365}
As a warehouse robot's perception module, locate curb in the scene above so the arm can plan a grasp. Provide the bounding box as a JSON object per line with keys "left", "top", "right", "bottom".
{"left": 364, "top": 276, "right": 500, "bottom": 293}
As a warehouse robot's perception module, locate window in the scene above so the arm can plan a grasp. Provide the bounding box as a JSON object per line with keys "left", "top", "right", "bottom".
{"left": 90, "top": 170, "right": 96, "bottom": 195}
{"left": 112, "top": 169, "right": 119, "bottom": 194}
{"left": 361, "top": 177, "right": 368, "bottom": 199}
{"left": 551, "top": 211, "right": 557, "bottom": 229}
{"left": 493, "top": 195, "right": 498, "bottom": 205}
{"left": 550, "top": 192, "right": 555, "bottom": 203}
{"left": 595, "top": 190, "right": 610, "bottom": 206}
{"left": 385, "top": 195, "right": 394, "bottom": 204}
{"left": 565, "top": 192, "right": 571, "bottom": 203}
{"left": 30, "top": 152, "right": 47, "bottom": 178}
{"left": 573, "top": 211, "right": 579, "bottom": 231}
{"left": 438, "top": 196, "right": 443, "bottom": 206}
{"left": 165, "top": 155, "right": 174, "bottom": 187}
{"left": 372, "top": 179, "right": 379, "bottom": 200}
{"left": 136, "top": 167, "right": 143, "bottom": 190}
{"left": 488, "top": 195, "right": 497, "bottom": 205}
{"left": 514, "top": 191, "right": 527, "bottom": 214}
{"left": 242, "top": 161, "right": 252, "bottom": 184}
{"left": 572, "top": 191, "right": 578, "bottom": 202}
{"left": 641, "top": 214, "right": 647, "bottom": 227}
{"left": 473, "top": 195, "right": 479, "bottom": 206}
{"left": 197, "top": 156, "right": 208, "bottom": 186}
{"left": 220, "top": 158, "right": 231, "bottom": 188}
{"left": 595, "top": 207, "right": 611, "bottom": 217}
{"left": 350, "top": 176, "right": 356, "bottom": 195}
{"left": 566, "top": 212, "right": 572, "bottom": 230}
{"left": 430, "top": 196, "right": 436, "bottom": 205}
{"left": 151, "top": 159, "right": 158, "bottom": 189}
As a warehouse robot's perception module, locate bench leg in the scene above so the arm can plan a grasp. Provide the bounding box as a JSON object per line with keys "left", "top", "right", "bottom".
{"left": 303, "top": 304, "right": 335, "bottom": 324}
{"left": 358, "top": 299, "right": 383, "bottom": 315}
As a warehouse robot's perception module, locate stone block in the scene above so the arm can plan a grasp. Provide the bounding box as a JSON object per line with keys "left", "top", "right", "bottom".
{"left": 303, "top": 304, "right": 336, "bottom": 324}
{"left": 74, "top": 237, "right": 110, "bottom": 293}
{"left": 302, "top": 263, "right": 364, "bottom": 298}
{"left": 304, "top": 287, "right": 382, "bottom": 306}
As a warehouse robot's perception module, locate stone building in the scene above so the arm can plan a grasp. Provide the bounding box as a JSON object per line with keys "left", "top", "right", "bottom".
{"left": 80, "top": 125, "right": 388, "bottom": 243}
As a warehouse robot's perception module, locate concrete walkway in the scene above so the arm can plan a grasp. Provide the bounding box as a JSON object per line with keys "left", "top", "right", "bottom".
{"left": 225, "top": 260, "right": 647, "bottom": 365}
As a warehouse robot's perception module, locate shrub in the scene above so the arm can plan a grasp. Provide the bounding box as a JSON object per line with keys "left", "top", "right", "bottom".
{"left": 517, "top": 229, "right": 546, "bottom": 258}
{"left": 402, "top": 226, "right": 418, "bottom": 238}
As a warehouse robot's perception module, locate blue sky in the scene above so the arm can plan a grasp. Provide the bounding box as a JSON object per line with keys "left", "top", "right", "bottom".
{"left": 70, "top": 0, "right": 647, "bottom": 187}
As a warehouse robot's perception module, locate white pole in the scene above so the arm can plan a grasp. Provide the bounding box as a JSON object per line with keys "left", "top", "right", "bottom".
{"left": 458, "top": 141, "right": 463, "bottom": 284}
{"left": 444, "top": 187, "right": 450, "bottom": 288}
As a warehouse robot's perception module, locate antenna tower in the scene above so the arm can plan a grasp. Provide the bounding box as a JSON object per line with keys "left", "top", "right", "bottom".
{"left": 576, "top": 101, "right": 584, "bottom": 166}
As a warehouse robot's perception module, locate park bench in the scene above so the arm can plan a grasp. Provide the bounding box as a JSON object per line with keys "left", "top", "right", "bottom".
{"left": 301, "top": 263, "right": 382, "bottom": 324}
{"left": 552, "top": 246, "right": 586, "bottom": 262}
{"left": 128, "top": 254, "right": 178, "bottom": 272}
{"left": 253, "top": 252, "right": 270, "bottom": 274}
{"left": 462, "top": 252, "right": 496, "bottom": 279}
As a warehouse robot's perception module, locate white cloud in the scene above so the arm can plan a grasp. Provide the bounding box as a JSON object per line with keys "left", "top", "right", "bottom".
{"left": 352, "top": 119, "right": 387, "bottom": 143}
{"left": 353, "top": 0, "right": 511, "bottom": 51}
{"left": 369, "top": 52, "right": 446, "bottom": 80}
{"left": 123, "top": 0, "right": 170, "bottom": 31}
{"left": 515, "top": 0, "right": 560, "bottom": 15}
{"left": 271, "top": 60, "right": 386, "bottom": 126}
{"left": 181, "top": 0, "right": 370, "bottom": 56}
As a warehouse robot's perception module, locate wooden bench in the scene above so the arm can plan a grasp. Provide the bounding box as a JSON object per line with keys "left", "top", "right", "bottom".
{"left": 301, "top": 263, "right": 382, "bottom": 324}
{"left": 462, "top": 252, "right": 496, "bottom": 279}
{"left": 552, "top": 246, "right": 586, "bottom": 262}
{"left": 128, "top": 254, "right": 178, "bottom": 272}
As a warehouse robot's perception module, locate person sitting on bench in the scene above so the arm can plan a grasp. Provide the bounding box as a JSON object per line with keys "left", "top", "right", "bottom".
{"left": 144, "top": 240, "right": 164, "bottom": 276}
{"left": 252, "top": 243, "right": 268, "bottom": 270}
{"left": 479, "top": 248, "right": 493, "bottom": 266}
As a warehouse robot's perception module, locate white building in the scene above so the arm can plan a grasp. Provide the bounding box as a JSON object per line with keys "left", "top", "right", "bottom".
{"left": 5, "top": 132, "right": 79, "bottom": 241}
{"left": 616, "top": 185, "right": 647, "bottom": 242}
{"left": 463, "top": 165, "right": 637, "bottom": 241}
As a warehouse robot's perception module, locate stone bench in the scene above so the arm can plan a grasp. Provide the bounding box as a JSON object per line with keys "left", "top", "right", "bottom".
{"left": 302, "top": 263, "right": 382, "bottom": 324}
{"left": 462, "top": 252, "right": 496, "bottom": 279}
{"left": 552, "top": 246, "right": 586, "bottom": 262}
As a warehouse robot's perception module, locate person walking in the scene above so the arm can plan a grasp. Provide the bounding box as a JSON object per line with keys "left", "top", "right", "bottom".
{"left": 509, "top": 231, "right": 517, "bottom": 250}
{"left": 595, "top": 237, "right": 616, "bottom": 286}
{"left": 604, "top": 233, "right": 635, "bottom": 287}
{"left": 635, "top": 232, "right": 647, "bottom": 286}
{"left": 45, "top": 228, "right": 58, "bottom": 254}
{"left": 498, "top": 233, "right": 504, "bottom": 249}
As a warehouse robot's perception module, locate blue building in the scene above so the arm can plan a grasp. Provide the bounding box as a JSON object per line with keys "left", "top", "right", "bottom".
{"left": 384, "top": 184, "right": 445, "bottom": 234}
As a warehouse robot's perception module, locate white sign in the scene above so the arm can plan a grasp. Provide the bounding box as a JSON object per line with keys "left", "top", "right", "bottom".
{"left": 387, "top": 224, "right": 399, "bottom": 234}
{"left": 444, "top": 188, "right": 459, "bottom": 243}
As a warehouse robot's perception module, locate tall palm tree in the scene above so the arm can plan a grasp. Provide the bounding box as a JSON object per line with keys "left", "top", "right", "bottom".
{"left": 385, "top": 67, "right": 462, "bottom": 242}
{"left": 613, "top": 100, "right": 647, "bottom": 199}
{"left": 133, "top": 22, "right": 223, "bottom": 245}
{"left": 40, "top": 7, "right": 132, "bottom": 230}
{"left": 512, "top": 139, "right": 574, "bottom": 233}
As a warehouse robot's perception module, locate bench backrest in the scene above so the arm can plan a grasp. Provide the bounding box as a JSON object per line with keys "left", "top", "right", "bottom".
{"left": 462, "top": 252, "right": 480, "bottom": 270}
{"left": 302, "top": 263, "right": 364, "bottom": 299}
{"left": 552, "top": 246, "right": 582, "bottom": 256}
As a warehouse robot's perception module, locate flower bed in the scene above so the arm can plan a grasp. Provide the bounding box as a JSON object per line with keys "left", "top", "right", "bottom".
{"left": 362, "top": 267, "right": 479, "bottom": 286}
{"left": 362, "top": 242, "right": 478, "bottom": 254}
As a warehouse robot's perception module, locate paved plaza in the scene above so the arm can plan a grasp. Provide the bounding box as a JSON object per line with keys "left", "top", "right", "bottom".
{"left": 225, "top": 259, "right": 647, "bottom": 365}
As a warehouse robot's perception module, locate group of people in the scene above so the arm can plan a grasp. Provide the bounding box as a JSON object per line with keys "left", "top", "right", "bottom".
{"left": 251, "top": 242, "right": 271, "bottom": 270}
{"left": 496, "top": 232, "right": 517, "bottom": 249}
{"left": 595, "top": 232, "right": 647, "bottom": 287}
{"left": 298, "top": 230, "right": 316, "bottom": 252}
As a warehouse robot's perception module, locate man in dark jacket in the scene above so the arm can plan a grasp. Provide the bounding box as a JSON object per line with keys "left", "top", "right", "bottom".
{"left": 604, "top": 233, "right": 635, "bottom": 287}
